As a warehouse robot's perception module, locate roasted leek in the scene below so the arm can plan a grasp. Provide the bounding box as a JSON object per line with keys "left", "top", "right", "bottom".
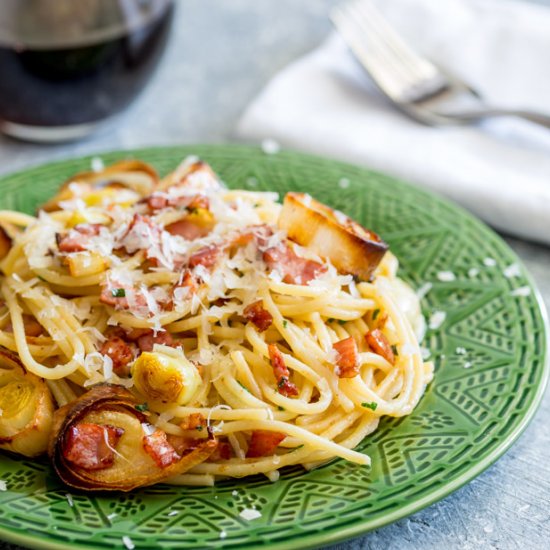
{"left": 279, "top": 192, "right": 388, "bottom": 281}
{"left": 0, "top": 347, "right": 54, "bottom": 457}
{"left": 132, "top": 345, "right": 202, "bottom": 405}
{"left": 49, "top": 384, "right": 217, "bottom": 492}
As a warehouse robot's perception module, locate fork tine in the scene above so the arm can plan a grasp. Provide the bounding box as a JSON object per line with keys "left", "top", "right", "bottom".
{"left": 331, "top": 6, "right": 410, "bottom": 100}
{"left": 353, "top": 0, "right": 439, "bottom": 82}
{"left": 331, "top": 0, "right": 448, "bottom": 103}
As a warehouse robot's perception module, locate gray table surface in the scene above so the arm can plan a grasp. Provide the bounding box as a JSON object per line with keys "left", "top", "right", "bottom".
{"left": 0, "top": 1, "right": 549, "bottom": 549}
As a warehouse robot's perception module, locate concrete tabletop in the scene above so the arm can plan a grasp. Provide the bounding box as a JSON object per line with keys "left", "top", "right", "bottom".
{"left": 0, "top": 1, "right": 548, "bottom": 549}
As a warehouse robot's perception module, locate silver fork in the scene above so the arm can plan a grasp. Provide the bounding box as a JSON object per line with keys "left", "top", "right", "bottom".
{"left": 331, "top": 0, "right": 550, "bottom": 128}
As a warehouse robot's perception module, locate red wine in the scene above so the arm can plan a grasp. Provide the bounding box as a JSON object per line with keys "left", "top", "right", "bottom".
{"left": 0, "top": 0, "right": 173, "bottom": 128}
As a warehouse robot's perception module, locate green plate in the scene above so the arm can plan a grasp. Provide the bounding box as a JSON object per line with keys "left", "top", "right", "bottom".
{"left": 0, "top": 145, "right": 547, "bottom": 550}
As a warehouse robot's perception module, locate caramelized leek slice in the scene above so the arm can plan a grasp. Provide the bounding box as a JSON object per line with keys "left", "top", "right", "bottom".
{"left": 279, "top": 192, "right": 388, "bottom": 281}
{"left": 40, "top": 160, "right": 159, "bottom": 212}
{"left": 49, "top": 385, "right": 217, "bottom": 492}
{"left": 132, "top": 345, "right": 202, "bottom": 405}
{"left": 0, "top": 347, "right": 54, "bottom": 457}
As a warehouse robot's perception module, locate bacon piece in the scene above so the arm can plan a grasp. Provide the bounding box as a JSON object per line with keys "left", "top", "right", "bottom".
{"left": 143, "top": 429, "right": 180, "bottom": 469}
{"left": 333, "top": 337, "right": 360, "bottom": 378}
{"left": 136, "top": 330, "right": 175, "bottom": 352}
{"left": 63, "top": 423, "right": 124, "bottom": 471}
{"left": 0, "top": 226, "right": 12, "bottom": 261}
{"left": 243, "top": 300, "right": 273, "bottom": 332}
{"left": 100, "top": 336, "right": 134, "bottom": 375}
{"left": 268, "top": 343, "right": 299, "bottom": 397}
{"left": 146, "top": 193, "right": 209, "bottom": 212}
{"left": 189, "top": 245, "right": 222, "bottom": 268}
{"left": 165, "top": 434, "right": 202, "bottom": 456}
{"left": 124, "top": 327, "right": 152, "bottom": 341}
{"left": 365, "top": 329, "right": 395, "bottom": 365}
{"left": 169, "top": 271, "right": 199, "bottom": 310}
{"left": 99, "top": 280, "right": 148, "bottom": 311}
{"left": 211, "top": 440, "right": 232, "bottom": 460}
{"left": 165, "top": 219, "right": 210, "bottom": 241}
{"left": 231, "top": 224, "right": 274, "bottom": 251}
{"left": 246, "top": 430, "right": 286, "bottom": 458}
{"left": 180, "top": 413, "right": 206, "bottom": 431}
{"left": 5, "top": 313, "right": 43, "bottom": 337}
{"left": 263, "top": 243, "right": 327, "bottom": 285}
{"left": 56, "top": 224, "right": 102, "bottom": 253}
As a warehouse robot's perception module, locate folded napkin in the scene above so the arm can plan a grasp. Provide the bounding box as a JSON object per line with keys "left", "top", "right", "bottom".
{"left": 236, "top": 0, "right": 550, "bottom": 245}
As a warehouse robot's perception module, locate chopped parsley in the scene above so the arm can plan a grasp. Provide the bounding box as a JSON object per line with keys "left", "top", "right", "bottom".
{"left": 328, "top": 318, "right": 335, "bottom": 323}
{"left": 37, "top": 275, "right": 46, "bottom": 282}
{"left": 196, "top": 425, "right": 204, "bottom": 432}
{"left": 391, "top": 344, "right": 399, "bottom": 356}
{"left": 361, "top": 402, "right": 378, "bottom": 411}
{"left": 254, "top": 203, "right": 261, "bottom": 208}
{"left": 277, "top": 406, "right": 285, "bottom": 411}
{"left": 338, "top": 319, "right": 347, "bottom": 325}
{"left": 186, "top": 207, "right": 199, "bottom": 215}
{"left": 372, "top": 309, "right": 380, "bottom": 321}
{"left": 278, "top": 377, "right": 288, "bottom": 389}
{"left": 135, "top": 403, "right": 149, "bottom": 412}
{"left": 235, "top": 269, "right": 245, "bottom": 278}
{"left": 238, "top": 381, "right": 251, "bottom": 393}
{"left": 283, "top": 320, "right": 288, "bottom": 328}
{"left": 111, "top": 288, "right": 126, "bottom": 298}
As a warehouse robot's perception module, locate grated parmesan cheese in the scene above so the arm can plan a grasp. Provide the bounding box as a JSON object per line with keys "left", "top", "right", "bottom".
{"left": 436, "top": 271, "right": 456, "bottom": 282}
{"left": 483, "top": 257, "right": 497, "bottom": 267}
{"left": 261, "top": 138, "right": 280, "bottom": 155}
{"left": 0, "top": 480, "right": 6, "bottom": 491}
{"left": 510, "top": 286, "right": 531, "bottom": 297}
{"left": 503, "top": 263, "right": 521, "bottom": 278}
{"left": 239, "top": 508, "right": 262, "bottom": 521}
{"left": 428, "top": 310, "right": 446, "bottom": 330}
{"left": 338, "top": 177, "right": 350, "bottom": 189}
{"left": 122, "top": 536, "right": 135, "bottom": 550}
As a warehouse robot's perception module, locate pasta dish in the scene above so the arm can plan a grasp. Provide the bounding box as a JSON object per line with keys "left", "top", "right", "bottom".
{"left": 0, "top": 157, "right": 433, "bottom": 491}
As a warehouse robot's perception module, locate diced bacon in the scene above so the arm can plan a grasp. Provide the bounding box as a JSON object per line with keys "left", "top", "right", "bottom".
{"left": 166, "top": 434, "right": 204, "bottom": 456}
{"left": 246, "top": 430, "right": 286, "bottom": 458}
{"left": 99, "top": 282, "right": 148, "bottom": 310}
{"left": 100, "top": 336, "right": 134, "bottom": 375}
{"left": 119, "top": 214, "right": 162, "bottom": 254}
{"left": 333, "top": 337, "right": 360, "bottom": 378}
{"left": 5, "top": 313, "right": 43, "bottom": 337}
{"left": 263, "top": 243, "right": 327, "bottom": 285}
{"left": 146, "top": 194, "right": 170, "bottom": 211}
{"left": 124, "top": 327, "right": 152, "bottom": 341}
{"left": 56, "top": 224, "right": 102, "bottom": 253}
{"left": 180, "top": 413, "right": 206, "bottom": 431}
{"left": 268, "top": 343, "right": 299, "bottom": 397}
{"left": 243, "top": 300, "right": 273, "bottom": 332}
{"left": 63, "top": 423, "right": 124, "bottom": 470}
{"left": 189, "top": 245, "right": 222, "bottom": 269}
{"left": 143, "top": 429, "right": 180, "bottom": 469}
{"left": 231, "top": 224, "right": 274, "bottom": 251}
{"left": 147, "top": 192, "right": 210, "bottom": 212}
{"left": 210, "top": 440, "right": 231, "bottom": 461}
{"left": 365, "top": 329, "right": 395, "bottom": 365}
{"left": 165, "top": 219, "right": 210, "bottom": 241}
{"left": 136, "top": 330, "right": 175, "bottom": 352}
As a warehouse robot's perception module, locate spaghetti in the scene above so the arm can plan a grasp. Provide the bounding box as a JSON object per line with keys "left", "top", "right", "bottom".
{"left": 0, "top": 157, "right": 433, "bottom": 489}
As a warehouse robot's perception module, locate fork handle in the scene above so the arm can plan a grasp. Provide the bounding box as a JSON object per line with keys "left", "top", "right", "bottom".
{"left": 443, "top": 108, "right": 550, "bottom": 128}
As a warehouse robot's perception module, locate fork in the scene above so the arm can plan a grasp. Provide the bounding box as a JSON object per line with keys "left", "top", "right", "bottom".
{"left": 330, "top": 0, "right": 550, "bottom": 128}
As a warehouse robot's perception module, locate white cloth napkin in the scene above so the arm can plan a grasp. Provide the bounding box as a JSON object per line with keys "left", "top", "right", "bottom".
{"left": 236, "top": 0, "right": 550, "bottom": 245}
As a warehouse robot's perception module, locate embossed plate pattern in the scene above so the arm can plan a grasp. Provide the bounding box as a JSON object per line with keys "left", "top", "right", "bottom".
{"left": 0, "top": 145, "right": 547, "bottom": 550}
